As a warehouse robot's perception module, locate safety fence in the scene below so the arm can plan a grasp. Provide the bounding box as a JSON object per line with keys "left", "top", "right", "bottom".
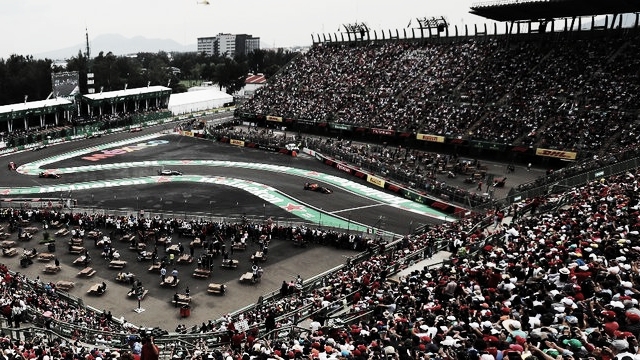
{"left": 504, "top": 156, "right": 640, "bottom": 205}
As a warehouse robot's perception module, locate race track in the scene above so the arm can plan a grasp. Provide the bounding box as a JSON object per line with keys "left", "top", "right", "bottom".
{"left": 0, "top": 129, "right": 446, "bottom": 328}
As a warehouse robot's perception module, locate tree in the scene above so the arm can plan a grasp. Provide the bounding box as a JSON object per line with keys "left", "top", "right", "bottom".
{"left": 0, "top": 55, "right": 52, "bottom": 105}
{"left": 66, "top": 51, "right": 89, "bottom": 94}
{"left": 214, "top": 57, "right": 248, "bottom": 95}
{"left": 0, "top": 46, "right": 299, "bottom": 105}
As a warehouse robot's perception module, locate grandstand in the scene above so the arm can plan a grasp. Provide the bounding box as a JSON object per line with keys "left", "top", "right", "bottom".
{"left": 2, "top": 1, "right": 640, "bottom": 359}
{"left": 239, "top": 12, "right": 640, "bottom": 166}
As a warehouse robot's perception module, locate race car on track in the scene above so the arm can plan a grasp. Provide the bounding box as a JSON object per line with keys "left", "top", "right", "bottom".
{"left": 158, "top": 169, "right": 183, "bottom": 176}
{"left": 304, "top": 182, "right": 332, "bottom": 194}
{"left": 39, "top": 172, "right": 61, "bottom": 179}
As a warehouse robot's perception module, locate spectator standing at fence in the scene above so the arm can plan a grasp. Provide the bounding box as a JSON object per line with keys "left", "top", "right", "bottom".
{"left": 141, "top": 336, "right": 159, "bottom": 360}
{"left": 11, "top": 299, "right": 22, "bottom": 328}
{"left": 265, "top": 309, "right": 276, "bottom": 336}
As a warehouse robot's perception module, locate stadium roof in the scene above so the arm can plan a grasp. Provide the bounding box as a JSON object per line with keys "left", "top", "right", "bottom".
{"left": 470, "top": 0, "right": 640, "bottom": 22}
{"left": 245, "top": 74, "right": 266, "bottom": 85}
{"left": 167, "top": 88, "right": 233, "bottom": 115}
{"left": 0, "top": 98, "right": 74, "bottom": 120}
{"left": 168, "top": 88, "right": 232, "bottom": 107}
{"left": 83, "top": 86, "right": 172, "bottom": 104}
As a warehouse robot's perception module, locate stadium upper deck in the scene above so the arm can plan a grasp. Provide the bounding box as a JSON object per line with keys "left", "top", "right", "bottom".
{"left": 238, "top": 28, "right": 640, "bottom": 162}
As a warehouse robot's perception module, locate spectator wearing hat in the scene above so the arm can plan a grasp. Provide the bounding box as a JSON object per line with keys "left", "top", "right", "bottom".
{"left": 623, "top": 311, "right": 640, "bottom": 338}
{"left": 502, "top": 319, "right": 527, "bottom": 343}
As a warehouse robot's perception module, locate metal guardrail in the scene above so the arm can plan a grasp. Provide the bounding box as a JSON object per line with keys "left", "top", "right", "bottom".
{"left": 504, "top": 156, "right": 640, "bottom": 206}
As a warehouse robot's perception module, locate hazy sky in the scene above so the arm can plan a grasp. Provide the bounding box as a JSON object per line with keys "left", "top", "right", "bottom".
{"left": 0, "top": 0, "right": 491, "bottom": 59}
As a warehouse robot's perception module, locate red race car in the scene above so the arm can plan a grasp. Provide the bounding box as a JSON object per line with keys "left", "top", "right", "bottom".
{"left": 304, "top": 182, "right": 332, "bottom": 194}
{"left": 39, "top": 172, "right": 61, "bottom": 179}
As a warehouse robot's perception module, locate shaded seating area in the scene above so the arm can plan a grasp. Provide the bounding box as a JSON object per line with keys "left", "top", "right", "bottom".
{"left": 160, "top": 275, "right": 179, "bottom": 287}
{"left": 192, "top": 268, "right": 210, "bottom": 279}
{"left": 2, "top": 248, "right": 17, "bottom": 257}
{"left": 72, "top": 255, "right": 90, "bottom": 266}
{"left": 177, "top": 254, "right": 193, "bottom": 264}
{"left": 87, "top": 230, "right": 102, "bottom": 240}
{"left": 190, "top": 237, "right": 203, "bottom": 248}
{"left": 108, "top": 260, "right": 127, "bottom": 269}
{"left": 115, "top": 272, "right": 135, "bottom": 284}
{"left": 207, "top": 283, "right": 225, "bottom": 295}
{"left": 250, "top": 251, "right": 267, "bottom": 262}
{"left": 87, "top": 282, "right": 107, "bottom": 296}
{"left": 171, "top": 293, "right": 191, "bottom": 306}
{"left": 239, "top": 272, "right": 254, "bottom": 284}
{"left": 68, "top": 238, "right": 83, "bottom": 246}
{"left": 55, "top": 228, "right": 70, "bottom": 237}
{"left": 221, "top": 258, "right": 239, "bottom": 269}
{"left": 231, "top": 242, "right": 246, "bottom": 251}
{"left": 128, "top": 286, "right": 148, "bottom": 300}
{"left": 55, "top": 280, "right": 74, "bottom": 291}
{"left": 37, "top": 252, "right": 55, "bottom": 262}
{"left": 43, "top": 264, "right": 61, "bottom": 274}
{"left": 148, "top": 263, "right": 161, "bottom": 273}
{"left": 120, "top": 234, "right": 135, "bottom": 242}
{"left": 69, "top": 246, "right": 85, "bottom": 254}
{"left": 77, "top": 266, "right": 96, "bottom": 278}
{"left": 0, "top": 240, "right": 15, "bottom": 248}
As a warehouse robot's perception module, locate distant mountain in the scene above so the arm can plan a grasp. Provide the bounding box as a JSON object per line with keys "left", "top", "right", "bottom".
{"left": 35, "top": 34, "right": 196, "bottom": 60}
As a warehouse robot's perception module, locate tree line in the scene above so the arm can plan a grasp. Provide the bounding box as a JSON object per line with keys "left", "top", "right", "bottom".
{"left": 0, "top": 49, "right": 298, "bottom": 106}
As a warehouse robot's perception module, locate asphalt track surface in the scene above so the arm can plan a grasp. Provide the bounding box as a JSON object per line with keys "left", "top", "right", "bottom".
{"left": 0, "top": 127, "right": 448, "bottom": 330}
{"left": 0, "top": 126, "right": 543, "bottom": 330}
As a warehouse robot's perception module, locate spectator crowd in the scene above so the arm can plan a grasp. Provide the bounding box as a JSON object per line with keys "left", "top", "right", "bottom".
{"left": 240, "top": 33, "right": 640, "bottom": 156}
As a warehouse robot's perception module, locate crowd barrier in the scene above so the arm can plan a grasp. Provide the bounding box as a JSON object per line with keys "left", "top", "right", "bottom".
{"left": 302, "top": 148, "right": 469, "bottom": 217}
{"left": 505, "top": 156, "right": 640, "bottom": 205}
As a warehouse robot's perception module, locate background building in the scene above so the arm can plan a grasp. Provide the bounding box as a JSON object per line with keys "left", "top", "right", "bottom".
{"left": 196, "top": 37, "right": 216, "bottom": 56}
{"left": 235, "top": 34, "right": 260, "bottom": 57}
{"left": 197, "top": 33, "right": 260, "bottom": 57}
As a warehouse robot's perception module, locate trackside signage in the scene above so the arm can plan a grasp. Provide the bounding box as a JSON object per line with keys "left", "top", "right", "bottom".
{"left": 535, "top": 148, "right": 577, "bottom": 160}
{"left": 367, "top": 175, "right": 385, "bottom": 188}
{"left": 81, "top": 140, "right": 169, "bottom": 162}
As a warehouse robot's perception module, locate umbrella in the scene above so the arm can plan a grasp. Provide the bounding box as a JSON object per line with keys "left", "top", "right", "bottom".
{"left": 43, "top": 311, "right": 53, "bottom": 318}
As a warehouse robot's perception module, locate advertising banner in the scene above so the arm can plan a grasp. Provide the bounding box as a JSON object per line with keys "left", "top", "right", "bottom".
{"left": 370, "top": 128, "right": 395, "bottom": 136}
{"left": 535, "top": 148, "right": 577, "bottom": 160}
{"left": 230, "top": 139, "right": 245, "bottom": 147}
{"left": 335, "top": 162, "right": 353, "bottom": 174}
{"left": 470, "top": 140, "right": 507, "bottom": 151}
{"left": 266, "top": 115, "right": 283, "bottom": 122}
{"left": 446, "top": 138, "right": 468, "bottom": 146}
{"left": 330, "top": 123, "right": 353, "bottom": 131}
{"left": 416, "top": 133, "right": 445, "bottom": 143}
{"left": 367, "top": 175, "right": 386, "bottom": 188}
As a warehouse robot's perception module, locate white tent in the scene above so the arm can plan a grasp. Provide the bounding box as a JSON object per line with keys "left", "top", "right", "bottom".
{"left": 167, "top": 89, "right": 233, "bottom": 115}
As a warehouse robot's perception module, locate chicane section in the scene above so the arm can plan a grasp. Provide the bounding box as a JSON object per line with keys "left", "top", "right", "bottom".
{"left": 0, "top": 175, "right": 372, "bottom": 232}
{"left": 18, "top": 156, "right": 450, "bottom": 222}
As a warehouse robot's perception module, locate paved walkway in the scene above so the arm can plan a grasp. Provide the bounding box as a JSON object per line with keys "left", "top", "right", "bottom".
{"left": 390, "top": 250, "right": 453, "bottom": 281}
